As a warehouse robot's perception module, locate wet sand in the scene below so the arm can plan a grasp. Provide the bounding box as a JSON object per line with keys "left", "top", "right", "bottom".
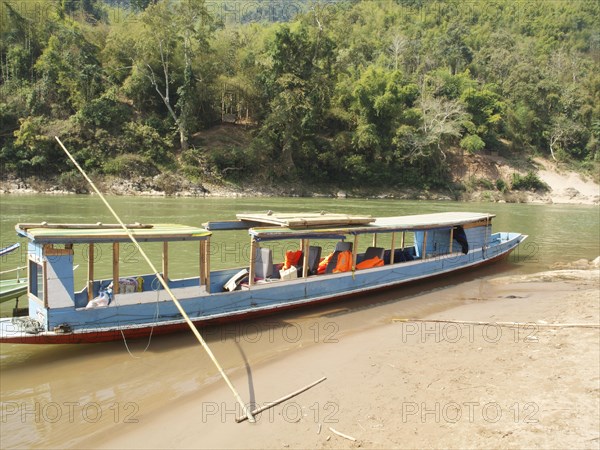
{"left": 79, "top": 262, "right": 600, "bottom": 449}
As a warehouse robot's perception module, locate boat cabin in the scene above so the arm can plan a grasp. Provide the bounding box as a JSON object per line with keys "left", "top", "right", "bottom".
{"left": 15, "top": 213, "right": 495, "bottom": 313}
{"left": 15, "top": 223, "right": 212, "bottom": 315}
{"left": 206, "top": 211, "right": 495, "bottom": 289}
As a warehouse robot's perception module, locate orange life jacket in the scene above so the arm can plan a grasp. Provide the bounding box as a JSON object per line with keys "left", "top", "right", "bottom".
{"left": 283, "top": 250, "right": 303, "bottom": 270}
{"left": 356, "top": 256, "right": 384, "bottom": 270}
{"left": 333, "top": 250, "right": 353, "bottom": 273}
{"left": 317, "top": 253, "right": 333, "bottom": 274}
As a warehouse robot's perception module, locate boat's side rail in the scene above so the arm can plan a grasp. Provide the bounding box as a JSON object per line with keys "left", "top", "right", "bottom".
{"left": 16, "top": 230, "right": 524, "bottom": 336}
{"left": 212, "top": 231, "right": 522, "bottom": 292}
{"left": 75, "top": 284, "right": 208, "bottom": 308}
{"left": 63, "top": 230, "right": 523, "bottom": 307}
{"left": 230, "top": 231, "right": 524, "bottom": 294}
{"left": 74, "top": 274, "right": 205, "bottom": 308}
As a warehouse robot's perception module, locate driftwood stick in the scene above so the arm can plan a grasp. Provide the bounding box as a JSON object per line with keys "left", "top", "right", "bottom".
{"left": 236, "top": 376, "right": 327, "bottom": 423}
{"left": 392, "top": 318, "right": 600, "bottom": 329}
{"left": 329, "top": 427, "right": 356, "bottom": 442}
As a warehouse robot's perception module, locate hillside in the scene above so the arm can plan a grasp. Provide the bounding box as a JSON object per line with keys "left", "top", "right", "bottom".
{"left": 1, "top": 0, "right": 598, "bottom": 198}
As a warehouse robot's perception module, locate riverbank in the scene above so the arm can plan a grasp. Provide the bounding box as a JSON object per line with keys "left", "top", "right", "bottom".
{"left": 467, "top": 156, "right": 600, "bottom": 205}
{"left": 82, "top": 258, "right": 600, "bottom": 449}
{"left": 1, "top": 155, "right": 597, "bottom": 204}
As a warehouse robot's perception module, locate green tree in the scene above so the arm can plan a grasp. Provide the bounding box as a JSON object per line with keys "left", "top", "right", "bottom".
{"left": 254, "top": 21, "right": 335, "bottom": 177}
{"left": 129, "top": 0, "right": 213, "bottom": 151}
{"left": 34, "top": 24, "right": 103, "bottom": 115}
{"left": 546, "top": 115, "right": 587, "bottom": 160}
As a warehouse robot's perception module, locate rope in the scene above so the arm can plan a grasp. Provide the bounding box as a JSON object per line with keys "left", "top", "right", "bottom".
{"left": 118, "top": 283, "right": 161, "bottom": 359}
{"left": 11, "top": 317, "right": 44, "bottom": 334}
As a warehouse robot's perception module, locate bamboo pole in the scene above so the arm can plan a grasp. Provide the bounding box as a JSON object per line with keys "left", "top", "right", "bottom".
{"left": 302, "top": 239, "right": 310, "bottom": 278}
{"left": 17, "top": 223, "right": 152, "bottom": 230}
{"left": 199, "top": 241, "right": 204, "bottom": 287}
{"left": 352, "top": 235, "right": 358, "bottom": 271}
{"left": 55, "top": 136, "right": 255, "bottom": 423}
{"left": 0, "top": 266, "right": 26, "bottom": 276}
{"left": 235, "top": 376, "right": 327, "bottom": 423}
{"left": 249, "top": 239, "right": 257, "bottom": 286}
{"left": 42, "top": 260, "right": 48, "bottom": 307}
{"left": 87, "top": 244, "right": 94, "bottom": 301}
{"left": 205, "top": 237, "right": 211, "bottom": 293}
{"left": 162, "top": 242, "right": 169, "bottom": 281}
{"left": 112, "top": 242, "right": 119, "bottom": 294}
{"left": 26, "top": 259, "right": 30, "bottom": 297}
{"left": 199, "top": 240, "right": 210, "bottom": 290}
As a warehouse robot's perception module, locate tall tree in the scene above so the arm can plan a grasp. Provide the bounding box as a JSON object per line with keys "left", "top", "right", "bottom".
{"left": 133, "top": 0, "right": 212, "bottom": 151}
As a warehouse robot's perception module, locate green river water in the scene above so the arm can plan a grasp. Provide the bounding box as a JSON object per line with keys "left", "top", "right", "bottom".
{"left": 0, "top": 195, "right": 598, "bottom": 448}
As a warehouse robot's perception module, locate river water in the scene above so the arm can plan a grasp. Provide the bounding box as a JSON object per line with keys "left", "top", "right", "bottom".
{"left": 0, "top": 195, "right": 598, "bottom": 448}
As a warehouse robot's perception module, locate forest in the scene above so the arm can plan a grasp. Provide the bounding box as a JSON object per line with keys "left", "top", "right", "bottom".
{"left": 1, "top": 0, "right": 599, "bottom": 193}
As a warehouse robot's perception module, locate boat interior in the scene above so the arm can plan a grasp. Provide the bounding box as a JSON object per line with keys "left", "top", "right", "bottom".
{"left": 13, "top": 213, "right": 512, "bottom": 310}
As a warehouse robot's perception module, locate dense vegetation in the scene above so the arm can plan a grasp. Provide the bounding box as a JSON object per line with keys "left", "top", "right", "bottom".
{"left": 1, "top": 0, "right": 598, "bottom": 191}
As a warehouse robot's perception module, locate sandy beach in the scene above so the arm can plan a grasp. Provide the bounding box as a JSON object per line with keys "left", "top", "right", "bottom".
{"left": 75, "top": 260, "right": 600, "bottom": 450}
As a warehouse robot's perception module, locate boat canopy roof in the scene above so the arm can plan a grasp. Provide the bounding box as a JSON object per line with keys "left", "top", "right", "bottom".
{"left": 236, "top": 212, "right": 374, "bottom": 227}
{"left": 15, "top": 223, "right": 211, "bottom": 244}
{"left": 248, "top": 212, "right": 495, "bottom": 241}
{"left": 372, "top": 212, "right": 494, "bottom": 229}
{"left": 205, "top": 212, "right": 375, "bottom": 231}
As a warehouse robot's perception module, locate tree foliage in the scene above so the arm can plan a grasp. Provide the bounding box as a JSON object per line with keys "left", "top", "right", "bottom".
{"left": 1, "top": 0, "right": 598, "bottom": 187}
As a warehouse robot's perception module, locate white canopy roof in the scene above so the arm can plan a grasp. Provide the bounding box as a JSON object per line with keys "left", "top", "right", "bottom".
{"left": 372, "top": 212, "right": 495, "bottom": 230}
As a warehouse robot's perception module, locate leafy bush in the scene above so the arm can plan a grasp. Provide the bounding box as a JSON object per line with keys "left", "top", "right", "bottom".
{"left": 58, "top": 170, "right": 89, "bottom": 193}
{"left": 103, "top": 154, "right": 158, "bottom": 177}
{"left": 477, "top": 178, "right": 494, "bottom": 190}
{"left": 460, "top": 134, "right": 486, "bottom": 153}
{"left": 8, "top": 116, "right": 61, "bottom": 175}
{"left": 495, "top": 179, "right": 508, "bottom": 192}
{"left": 464, "top": 176, "right": 494, "bottom": 192}
{"left": 122, "top": 122, "right": 173, "bottom": 165}
{"left": 154, "top": 173, "right": 178, "bottom": 196}
{"left": 207, "top": 146, "right": 254, "bottom": 181}
{"left": 75, "top": 97, "right": 131, "bottom": 131}
{"left": 511, "top": 171, "right": 549, "bottom": 191}
{"left": 480, "top": 190, "right": 496, "bottom": 202}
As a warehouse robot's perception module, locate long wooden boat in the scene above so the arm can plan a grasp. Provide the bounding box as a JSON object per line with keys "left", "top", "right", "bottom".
{"left": 0, "top": 212, "right": 526, "bottom": 344}
{"left": 0, "top": 278, "right": 27, "bottom": 304}
{"left": 0, "top": 244, "right": 26, "bottom": 303}
{"left": 0, "top": 243, "right": 20, "bottom": 257}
